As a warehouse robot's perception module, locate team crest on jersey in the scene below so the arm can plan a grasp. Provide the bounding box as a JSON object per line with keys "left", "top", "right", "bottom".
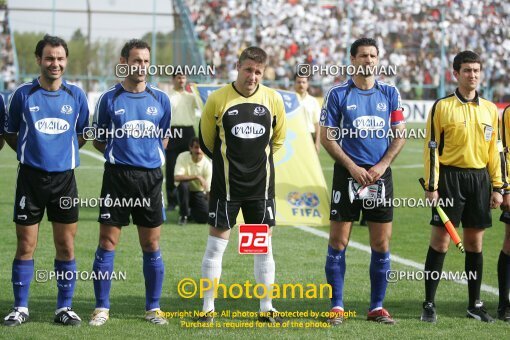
{"left": 29, "top": 106, "right": 40, "bottom": 112}
{"left": 253, "top": 106, "right": 266, "bottom": 116}
{"left": 376, "top": 103, "right": 387, "bottom": 111}
{"left": 146, "top": 106, "right": 158, "bottom": 115}
{"left": 61, "top": 105, "right": 73, "bottom": 114}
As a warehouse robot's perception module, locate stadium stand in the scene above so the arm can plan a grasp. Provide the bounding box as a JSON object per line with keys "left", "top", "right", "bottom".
{"left": 0, "top": 2, "right": 15, "bottom": 91}
{"left": 185, "top": 0, "right": 510, "bottom": 100}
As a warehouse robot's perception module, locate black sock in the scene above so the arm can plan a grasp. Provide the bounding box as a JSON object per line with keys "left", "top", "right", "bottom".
{"left": 498, "top": 251, "right": 510, "bottom": 311}
{"left": 465, "top": 251, "right": 483, "bottom": 309}
{"left": 424, "top": 246, "right": 446, "bottom": 303}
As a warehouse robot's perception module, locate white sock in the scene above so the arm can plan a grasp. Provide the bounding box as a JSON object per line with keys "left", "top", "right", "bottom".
{"left": 254, "top": 237, "right": 275, "bottom": 312}
{"left": 201, "top": 235, "right": 228, "bottom": 312}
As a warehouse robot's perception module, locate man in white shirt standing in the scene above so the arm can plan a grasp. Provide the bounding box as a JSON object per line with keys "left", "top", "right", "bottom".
{"left": 294, "top": 74, "right": 321, "bottom": 153}
{"left": 166, "top": 73, "right": 199, "bottom": 210}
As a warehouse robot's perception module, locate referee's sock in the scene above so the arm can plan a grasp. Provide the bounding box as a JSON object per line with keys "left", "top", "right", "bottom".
{"left": 12, "top": 258, "right": 34, "bottom": 308}
{"left": 325, "top": 245, "right": 346, "bottom": 309}
{"left": 55, "top": 258, "right": 77, "bottom": 309}
{"left": 254, "top": 237, "right": 275, "bottom": 312}
{"left": 424, "top": 246, "right": 446, "bottom": 303}
{"left": 369, "top": 249, "right": 390, "bottom": 311}
{"left": 143, "top": 249, "right": 165, "bottom": 311}
{"left": 465, "top": 251, "right": 483, "bottom": 309}
{"left": 498, "top": 250, "right": 510, "bottom": 310}
{"left": 92, "top": 247, "right": 115, "bottom": 309}
{"left": 201, "top": 235, "right": 228, "bottom": 312}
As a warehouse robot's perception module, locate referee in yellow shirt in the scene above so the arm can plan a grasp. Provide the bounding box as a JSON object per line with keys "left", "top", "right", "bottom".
{"left": 498, "top": 104, "right": 510, "bottom": 322}
{"left": 421, "top": 51, "right": 505, "bottom": 323}
{"left": 166, "top": 73, "right": 199, "bottom": 210}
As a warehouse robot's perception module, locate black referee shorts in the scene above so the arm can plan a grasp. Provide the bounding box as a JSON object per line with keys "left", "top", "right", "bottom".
{"left": 14, "top": 164, "right": 78, "bottom": 225}
{"left": 430, "top": 165, "right": 491, "bottom": 229}
{"left": 98, "top": 163, "right": 165, "bottom": 228}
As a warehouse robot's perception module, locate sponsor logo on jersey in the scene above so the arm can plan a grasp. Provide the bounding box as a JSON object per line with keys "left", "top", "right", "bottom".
{"left": 146, "top": 106, "right": 158, "bottom": 115}
{"left": 253, "top": 106, "right": 266, "bottom": 116}
{"left": 61, "top": 105, "right": 73, "bottom": 114}
{"left": 35, "top": 118, "right": 70, "bottom": 134}
{"left": 227, "top": 109, "right": 238, "bottom": 115}
{"left": 376, "top": 103, "right": 387, "bottom": 111}
{"left": 231, "top": 123, "right": 266, "bottom": 139}
{"left": 347, "top": 104, "right": 357, "bottom": 110}
{"left": 29, "top": 106, "right": 40, "bottom": 112}
{"left": 122, "top": 120, "right": 157, "bottom": 134}
{"left": 114, "top": 108, "right": 125, "bottom": 115}
{"left": 353, "top": 116, "right": 385, "bottom": 130}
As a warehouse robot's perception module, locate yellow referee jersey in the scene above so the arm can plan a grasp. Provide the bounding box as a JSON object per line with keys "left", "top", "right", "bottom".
{"left": 199, "top": 83, "right": 286, "bottom": 201}
{"left": 424, "top": 89, "right": 504, "bottom": 191}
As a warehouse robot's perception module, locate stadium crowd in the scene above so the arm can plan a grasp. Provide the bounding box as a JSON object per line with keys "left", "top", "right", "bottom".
{"left": 0, "top": 4, "right": 15, "bottom": 91}
{"left": 186, "top": 0, "right": 510, "bottom": 101}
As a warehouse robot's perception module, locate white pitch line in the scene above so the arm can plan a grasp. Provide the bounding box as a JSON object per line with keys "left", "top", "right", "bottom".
{"left": 79, "top": 149, "right": 105, "bottom": 162}
{"left": 294, "top": 225, "right": 498, "bottom": 296}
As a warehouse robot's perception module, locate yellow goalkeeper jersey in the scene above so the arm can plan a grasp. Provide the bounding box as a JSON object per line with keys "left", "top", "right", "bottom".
{"left": 199, "top": 83, "right": 286, "bottom": 201}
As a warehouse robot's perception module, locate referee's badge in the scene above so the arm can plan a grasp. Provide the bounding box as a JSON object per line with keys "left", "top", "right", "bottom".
{"left": 483, "top": 125, "right": 493, "bottom": 141}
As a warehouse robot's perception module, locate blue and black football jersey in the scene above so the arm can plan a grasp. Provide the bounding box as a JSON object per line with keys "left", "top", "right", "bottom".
{"left": 320, "top": 79, "right": 403, "bottom": 166}
{"left": 0, "top": 94, "right": 5, "bottom": 135}
{"left": 5, "top": 78, "right": 89, "bottom": 171}
{"left": 93, "top": 82, "right": 171, "bottom": 169}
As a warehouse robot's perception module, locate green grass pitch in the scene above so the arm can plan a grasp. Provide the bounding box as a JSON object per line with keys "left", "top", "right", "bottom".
{"left": 0, "top": 123, "right": 508, "bottom": 338}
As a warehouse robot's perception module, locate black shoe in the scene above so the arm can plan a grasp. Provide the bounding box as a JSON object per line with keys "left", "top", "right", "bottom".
{"left": 197, "top": 310, "right": 214, "bottom": 323}
{"left": 420, "top": 301, "right": 437, "bottom": 323}
{"left": 467, "top": 301, "right": 494, "bottom": 323}
{"left": 498, "top": 306, "right": 510, "bottom": 322}
{"left": 258, "top": 309, "right": 283, "bottom": 325}
{"left": 3, "top": 308, "right": 29, "bottom": 327}
{"left": 54, "top": 307, "right": 82, "bottom": 326}
{"left": 178, "top": 216, "right": 188, "bottom": 225}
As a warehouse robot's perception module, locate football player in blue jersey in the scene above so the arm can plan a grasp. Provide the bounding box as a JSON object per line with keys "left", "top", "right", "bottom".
{"left": 0, "top": 94, "right": 5, "bottom": 150}
{"left": 89, "top": 39, "right": 171, "bottom": 326}
{"left": 3, "top": 35, "right": 89, "bottom": 327}
{"left": 320, "top": 38, "right": 406, "bottom": 325}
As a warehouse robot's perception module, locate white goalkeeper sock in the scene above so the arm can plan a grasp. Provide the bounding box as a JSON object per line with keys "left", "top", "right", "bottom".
{"left": 254, "top": 237, "right": 275, "bottom": 312}
{"left": 201, "top": 235, "right": 228, "bottom": 312}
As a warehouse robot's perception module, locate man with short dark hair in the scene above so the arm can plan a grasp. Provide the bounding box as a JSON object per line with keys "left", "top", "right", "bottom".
{"left": 174, "top": 136, "right": 211, "bottom": 225}
{"left": 198, "top": 46, "right": 286, "bottom": 324}
{"left": 165, "top": 73, "right": 199, "bottom": 210}
{"left": 421, "top": 50, "right": 504, "bottom": 323}
{"left": 321, "top": 37, "right": 406, "bottom": 325}
{"left": 89, "top": 39, "right": 171, "bottom": 326}
{"left": 3, "top": 34, "right": 89, "bottom": 327}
